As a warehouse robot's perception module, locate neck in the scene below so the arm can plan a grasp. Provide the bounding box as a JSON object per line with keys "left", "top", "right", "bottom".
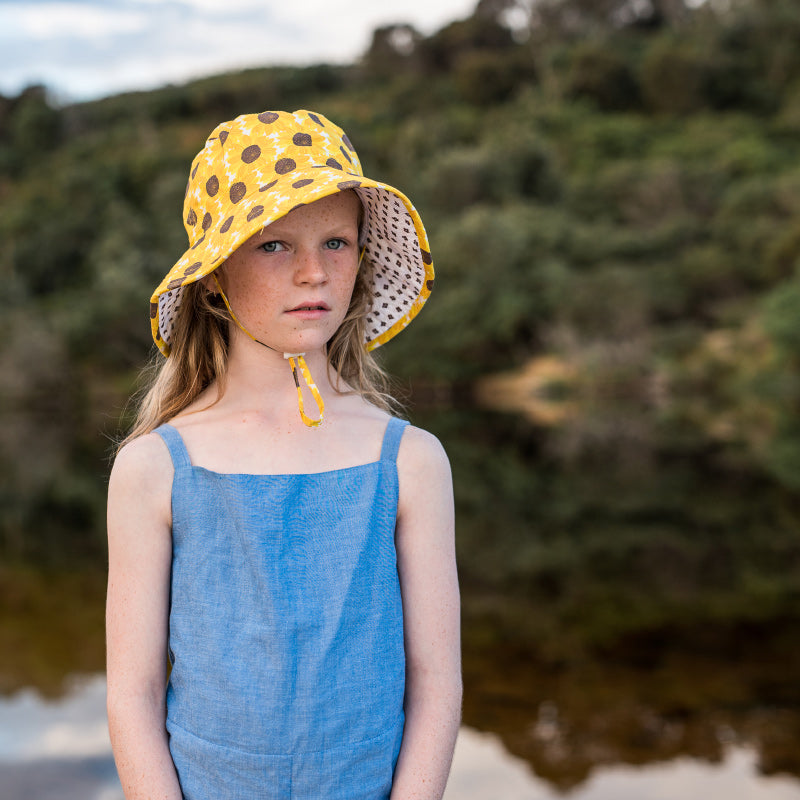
{"left": 220, "top": 332, "right": 333, "bottom": 418}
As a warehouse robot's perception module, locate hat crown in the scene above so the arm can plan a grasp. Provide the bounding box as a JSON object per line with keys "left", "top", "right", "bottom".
{"left": 152, "top": 109, "right": 433, "bottom": 356}
{"left": 183, "top": 110, "right": 363, "bottom": 245}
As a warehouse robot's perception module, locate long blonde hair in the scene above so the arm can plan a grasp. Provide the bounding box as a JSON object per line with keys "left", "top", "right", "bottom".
{"left": 121, "top": 254, "right": 401, "bottom": 448}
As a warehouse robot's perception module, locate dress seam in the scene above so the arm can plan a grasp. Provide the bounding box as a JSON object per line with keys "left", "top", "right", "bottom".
{"left": 167, "top": 714, "right": 403, "bottom": 758}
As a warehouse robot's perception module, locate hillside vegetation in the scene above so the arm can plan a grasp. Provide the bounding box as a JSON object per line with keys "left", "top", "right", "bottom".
{"left": 2, "top": 0, "right": 800, "bottom": 558}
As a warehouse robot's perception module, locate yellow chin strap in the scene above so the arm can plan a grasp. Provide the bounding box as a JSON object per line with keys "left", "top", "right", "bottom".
{"left": 212, "top": 274, "right": 325, "bottom": 428}
{"left": 285, "top": 354, "right": 324, "bottom": 428}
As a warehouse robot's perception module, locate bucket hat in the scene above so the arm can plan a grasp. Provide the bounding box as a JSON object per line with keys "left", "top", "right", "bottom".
{"left": 151, "top": 109, "right": 434, "bottom": 358}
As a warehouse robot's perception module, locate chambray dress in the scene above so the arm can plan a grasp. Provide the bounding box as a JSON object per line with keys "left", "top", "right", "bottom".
{"left": 154, "top": 418, "right": 408, "bottom": 800}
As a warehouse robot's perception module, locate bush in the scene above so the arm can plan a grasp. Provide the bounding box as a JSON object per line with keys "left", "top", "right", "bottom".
{"left": 564, "top": 41, "right": 641, "bottom": 111}
{"left": 453, "top": 49, "right": 536, "bottom": 106}
{"left": 640, "top": 36, "right": 711, "bottom": 114}
{"left": 761, "top": 278, "right": 800, "bottom": 358}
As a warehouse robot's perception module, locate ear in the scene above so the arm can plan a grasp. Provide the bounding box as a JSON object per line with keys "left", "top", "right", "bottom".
{"left": 201, "top": 268, "right": 225, "bottom": 293}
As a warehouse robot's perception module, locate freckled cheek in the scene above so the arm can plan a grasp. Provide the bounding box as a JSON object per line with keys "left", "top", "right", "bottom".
{"left": 333, "top": 265, "right": 359, "bottom": 302}
{"left": 334, "top": 272, "right": 357, "bottom": 300}
{"left": 228, "top": 274, "right": 283, "bottom": 322}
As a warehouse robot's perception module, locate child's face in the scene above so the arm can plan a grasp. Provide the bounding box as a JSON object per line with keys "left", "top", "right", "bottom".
{"left": 217, "top": 190, "right": 362, "bottom": 355}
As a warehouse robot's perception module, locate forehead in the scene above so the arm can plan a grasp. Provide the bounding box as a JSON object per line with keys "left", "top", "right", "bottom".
{"left": 256, "top": 190, "right": 361, "bottom": 238}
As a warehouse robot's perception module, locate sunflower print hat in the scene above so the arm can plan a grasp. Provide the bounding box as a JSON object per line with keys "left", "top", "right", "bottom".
{"left": 151, "top": 109, "right": 434, "bottom": 426}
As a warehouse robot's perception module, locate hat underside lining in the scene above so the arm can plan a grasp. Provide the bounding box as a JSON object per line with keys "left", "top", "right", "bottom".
{"left": 157, "top": 188, "right": 425, "bottom": 349}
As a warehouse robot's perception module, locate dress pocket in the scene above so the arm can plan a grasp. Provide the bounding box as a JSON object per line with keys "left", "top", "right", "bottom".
{"left": 289, "top": 715, "right": 405, "bottom": 800}
{"left": 167, "top": 718, "right": 292, "bottom": 800}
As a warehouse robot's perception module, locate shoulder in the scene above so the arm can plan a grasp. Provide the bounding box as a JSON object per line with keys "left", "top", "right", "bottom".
{"left": 110, "top": 430, "right": 173, "bottom": 488}
{"left": 108, "top": 431, "right": 174, "bottom": 525}
{"left": 396, "top": 424, "right": 453, "bottom": 521}
{"left": 398, "top": 424, "right": 451, "bottom": 475}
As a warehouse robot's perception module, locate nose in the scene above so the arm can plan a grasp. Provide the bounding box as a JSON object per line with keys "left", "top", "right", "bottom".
{"left": 294, "top": 247, "right": 328, "bottom": 285}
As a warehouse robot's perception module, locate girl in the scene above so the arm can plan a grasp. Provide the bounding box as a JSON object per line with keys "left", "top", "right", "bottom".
{"left": 105, "top": 109, "right": 461, "bottom": 800}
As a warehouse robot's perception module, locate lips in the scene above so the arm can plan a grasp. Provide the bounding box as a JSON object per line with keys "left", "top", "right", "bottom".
{"left": 287, "top": 301, "right": 330, "bottom": 312}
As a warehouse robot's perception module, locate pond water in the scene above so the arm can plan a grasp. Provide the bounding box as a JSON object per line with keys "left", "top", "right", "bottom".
{"left": 2, "top": 677, "right": 799, "bottom": 800}
{"left": 1, "top": 406, "right": 799, "bottom": 797}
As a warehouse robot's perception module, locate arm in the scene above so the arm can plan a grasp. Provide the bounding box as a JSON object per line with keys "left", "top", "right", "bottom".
{"left": 106, "top": 434, "right": 182, "bottom": 800}
{"left": 391, "top": 426, "right": 462, "bottom": 800}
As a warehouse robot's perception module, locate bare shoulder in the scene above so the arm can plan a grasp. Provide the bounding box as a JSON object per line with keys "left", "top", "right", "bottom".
{"left": 398, "top": 424, "right": 451, "bottom": 477}
{"left": 110, "top": 431, "right": 173, "bottom": 490}
{"left": 396, "top": 424, "right": 453, "bottom": 524}
{"left": 108, "top": 432, "right": 173, "bottom": 528}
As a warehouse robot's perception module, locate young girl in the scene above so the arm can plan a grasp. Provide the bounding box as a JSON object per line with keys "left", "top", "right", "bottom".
{"left": 105, "top": 109, "right": 461, "bottom": 800}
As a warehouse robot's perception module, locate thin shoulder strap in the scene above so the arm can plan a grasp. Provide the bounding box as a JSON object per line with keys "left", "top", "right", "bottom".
{"left": 380, "top": 417, "right": 409, "bottom": 463}
{"left": 153, "top": 423, "right": 192, "bottom": 470}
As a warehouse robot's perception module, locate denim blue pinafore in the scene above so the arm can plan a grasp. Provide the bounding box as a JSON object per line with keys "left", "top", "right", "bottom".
{"left": 154, "top": 418, "right": 408, "bottom": 800}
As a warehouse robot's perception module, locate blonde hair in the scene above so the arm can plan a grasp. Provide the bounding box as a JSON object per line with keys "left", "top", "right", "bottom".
{"left": 121, "top": 254, "right": 401, "bottom": 448}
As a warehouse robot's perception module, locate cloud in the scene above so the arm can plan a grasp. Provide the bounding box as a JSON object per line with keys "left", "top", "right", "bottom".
{"left": 0, "top": 0, "right": 476, "bottom": 100}
{"left": 4, "top": 2, "right": 148, "bottom": 40}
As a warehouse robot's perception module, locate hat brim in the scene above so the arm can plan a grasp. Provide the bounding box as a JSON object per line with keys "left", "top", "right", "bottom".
{"left": 151, "top": 167, "right": 433, "bottom": 355}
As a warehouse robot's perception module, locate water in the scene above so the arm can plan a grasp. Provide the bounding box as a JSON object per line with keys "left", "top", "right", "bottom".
{"left": 2, "top": 678, "right": 798, "bottom": 800}
{"left": 0, "top": 675, "right": 121, "bottom": 800}
{"left": 1, "top": 406, "right": 799, "bottom": 797}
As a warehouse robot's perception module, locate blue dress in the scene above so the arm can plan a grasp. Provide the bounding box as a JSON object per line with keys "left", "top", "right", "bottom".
{"left": 154, "top": 418, "right": 408, "bottom": 800}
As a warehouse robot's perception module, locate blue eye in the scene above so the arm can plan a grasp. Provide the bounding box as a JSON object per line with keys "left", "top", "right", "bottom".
{"left": 260, "top": 241, "right": 285, "bottom": 253}
{"left": 325, "top": 238, "right": 346, "bottom": 251}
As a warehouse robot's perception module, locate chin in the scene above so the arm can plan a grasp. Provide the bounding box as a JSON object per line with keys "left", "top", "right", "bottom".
{"left": 281, "top": 334, "right": 334, "bottom": 356}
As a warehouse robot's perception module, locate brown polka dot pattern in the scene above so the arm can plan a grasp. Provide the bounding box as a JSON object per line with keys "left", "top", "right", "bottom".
{"left": 241, "top": 145, "right": 261, "bottom": 163}
{"left": 152, "top": 109, "right": 434, "bottom": 356}
{"left": 275, "top": 158, "right": 296, "bottom": 175}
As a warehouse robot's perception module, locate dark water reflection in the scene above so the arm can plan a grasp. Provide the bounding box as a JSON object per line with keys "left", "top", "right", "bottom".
{"left": 1, "top": 405, "right": 799, "bottom": 796}
{"left": 417, "top": 405, "right": 800, "bottom": 792}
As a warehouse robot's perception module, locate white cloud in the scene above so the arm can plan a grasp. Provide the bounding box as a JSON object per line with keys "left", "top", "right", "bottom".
{"left": 0, "top": 0, "right": 477, "bottom": 100}
{"left": 3, "top": 2, "right": 148, "bottom": 39}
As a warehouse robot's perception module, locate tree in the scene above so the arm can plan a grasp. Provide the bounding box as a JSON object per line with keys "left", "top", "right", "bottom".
{"left": 362, "top": 24, "right": 424, "bottom": 77}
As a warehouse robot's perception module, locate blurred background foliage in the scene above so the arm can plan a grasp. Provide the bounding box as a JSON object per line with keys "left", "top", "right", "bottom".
{"left": 1, "top": 0, "right": 800, "bottom": 661}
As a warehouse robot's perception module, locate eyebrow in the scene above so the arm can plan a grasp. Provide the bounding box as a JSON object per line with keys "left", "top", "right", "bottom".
{"left": 256, "top": 223, "right": 358, "bottom": 239}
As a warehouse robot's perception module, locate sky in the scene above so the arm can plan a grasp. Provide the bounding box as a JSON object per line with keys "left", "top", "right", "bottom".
{"left": 0, "top": 0, "right": 479, "bottom": 103}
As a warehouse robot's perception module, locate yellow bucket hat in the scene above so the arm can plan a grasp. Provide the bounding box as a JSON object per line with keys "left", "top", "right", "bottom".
{"left": 151, "top": 109, "right": 434, "bottom": 358}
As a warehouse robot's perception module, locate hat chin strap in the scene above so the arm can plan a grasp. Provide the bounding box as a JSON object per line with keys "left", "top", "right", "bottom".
{"left": 211, "top": 274, "right": 325, "bottom": 428}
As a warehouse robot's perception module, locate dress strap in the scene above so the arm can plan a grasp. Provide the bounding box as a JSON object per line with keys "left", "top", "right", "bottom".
{"left": 380, "top": 417, "right": 409, "bottom": 463}
{"left": 154, "top": 423, "right": 193, "bottom": 471}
